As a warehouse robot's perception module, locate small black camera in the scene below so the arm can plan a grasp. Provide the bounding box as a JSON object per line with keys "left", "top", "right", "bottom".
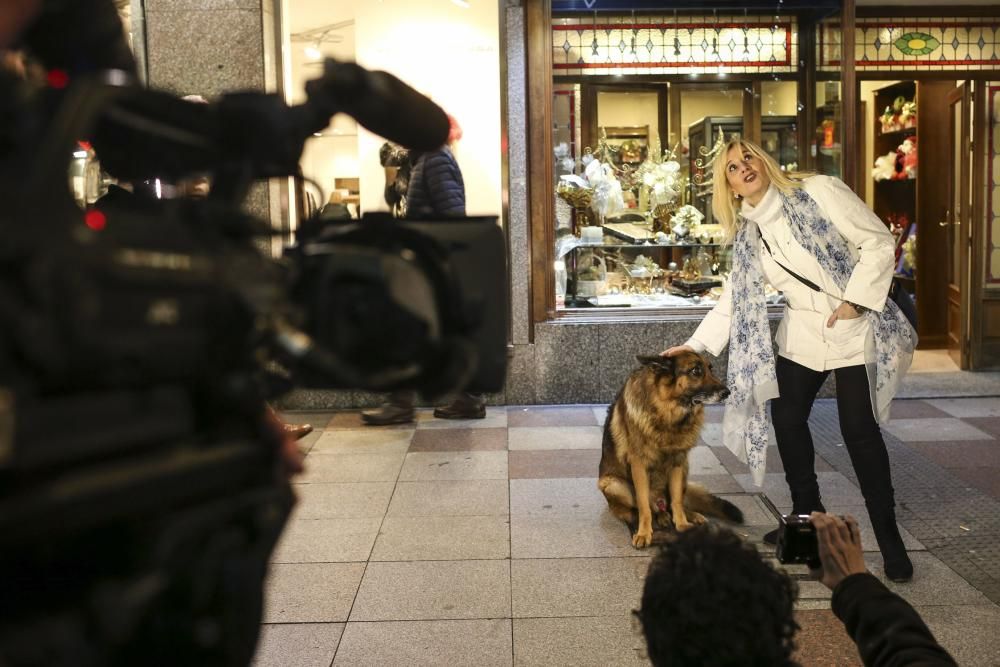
{"left": 774, "top": 514, "right": 820, "bottom": 567}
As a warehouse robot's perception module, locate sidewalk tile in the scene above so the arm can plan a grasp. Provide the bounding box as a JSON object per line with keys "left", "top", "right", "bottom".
{"left": 334, "top": 620, "right": 512, "bottom": 667}
{"left": 371, "top": 515, "right": 510, "bottom": 561}
{"left": 350, "top": 560, "right": 510, "bottom": 621}
{"left": 263, "top": 563, "right": 364, "bottom": 623}
{"left": 388, "top": 479, "right": 509, "bottom": 517}
{"left": 253, "top": 623, "right": 344, "bottom": 667}
{"left": 512, "top": 557, "right": 650, "bottom": 618}
{"left": 513, "top": 617, "right": 647, "bottom": 667}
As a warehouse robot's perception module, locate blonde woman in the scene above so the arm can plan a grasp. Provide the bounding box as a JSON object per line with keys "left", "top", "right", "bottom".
{"left": 663, "top": 139, "right": 916, "bottom": 582}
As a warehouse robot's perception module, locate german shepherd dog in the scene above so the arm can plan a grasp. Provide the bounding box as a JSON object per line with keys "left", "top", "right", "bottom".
{"left": 599, "top": 352, "right": 743, "bottom": 548}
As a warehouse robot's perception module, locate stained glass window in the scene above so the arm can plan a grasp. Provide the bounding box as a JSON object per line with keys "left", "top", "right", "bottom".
{"left": 552, "top": 15, "right": 798, "bottom": 77}
{"left": 821, "top": 18, "right": 1000, "bottom": 72}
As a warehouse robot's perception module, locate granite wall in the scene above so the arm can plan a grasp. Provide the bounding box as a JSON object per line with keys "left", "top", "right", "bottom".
{"left": 141, "top": 0, "right": 281, "bottom": 243}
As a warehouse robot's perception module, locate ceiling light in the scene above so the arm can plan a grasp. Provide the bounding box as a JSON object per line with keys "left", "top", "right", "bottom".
{"left": 452, "top": 0, "right": 470, "bottom": 7}
{"left": 304, "top": 44, "right": 322, "bottom": 60}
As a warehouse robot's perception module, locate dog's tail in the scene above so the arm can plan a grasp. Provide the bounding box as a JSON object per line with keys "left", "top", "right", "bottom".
{"left": 684, "top": 484, "right": 744, "bottom": 524}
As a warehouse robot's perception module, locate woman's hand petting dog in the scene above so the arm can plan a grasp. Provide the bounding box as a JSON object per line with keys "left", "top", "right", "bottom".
{"left": 661, "top": 345, "right": 695, "bottom": 357}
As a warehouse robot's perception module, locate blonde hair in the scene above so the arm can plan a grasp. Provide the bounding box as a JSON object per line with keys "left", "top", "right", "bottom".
{"left": 711, "top": 138, "right": 812, "bottom": 241}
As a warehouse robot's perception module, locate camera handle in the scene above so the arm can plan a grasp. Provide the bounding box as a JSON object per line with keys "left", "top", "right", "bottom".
{"left": 759, "top": 493, "right": 784, "bottom": 525}
{"left": 301, "top": 59, "right": 449, "bottom": 153}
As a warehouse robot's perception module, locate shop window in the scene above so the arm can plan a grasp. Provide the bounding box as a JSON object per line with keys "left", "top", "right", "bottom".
{"left": 552, "top": 14, "right": 798, "bottom": 77}
{"left": 546, "top": 9, "right": 837, "bottom": 315}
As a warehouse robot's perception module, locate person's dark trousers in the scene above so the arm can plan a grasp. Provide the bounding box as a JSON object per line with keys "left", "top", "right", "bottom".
{"left": 771, "top": 355, "right": 829, "bottom": 515}
{"left": 771, "top": 356, "right": 912, "bottom": 581}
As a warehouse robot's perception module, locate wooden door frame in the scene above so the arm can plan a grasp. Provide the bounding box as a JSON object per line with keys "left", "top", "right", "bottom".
{"left": 526, "top": 0, "right": 555, "bottom": 327}
{"left": 946, "top": 83, "right": 971, "bottom": 367}
{"left": 970, "top": 81, "right": 990, "bottom": 369}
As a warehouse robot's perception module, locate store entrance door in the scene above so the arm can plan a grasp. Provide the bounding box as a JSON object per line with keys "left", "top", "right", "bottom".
{"left": 945, "top": 83, "right": 971, "bottom": 368}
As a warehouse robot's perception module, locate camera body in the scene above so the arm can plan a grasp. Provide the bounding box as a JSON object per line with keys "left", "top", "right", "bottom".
{"left": 286, "top": 213, "right": 507, "bottom": 397}
{"left": 774, "top": 513, "right": 820, "bottom": 566}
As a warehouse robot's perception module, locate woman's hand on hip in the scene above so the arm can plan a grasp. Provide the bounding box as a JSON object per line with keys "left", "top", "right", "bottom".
{"left": 826, "top": 301, "right": 862, "bottom": 328}
{"left": 661, "top": 345, "right": 694, "bottom": 357}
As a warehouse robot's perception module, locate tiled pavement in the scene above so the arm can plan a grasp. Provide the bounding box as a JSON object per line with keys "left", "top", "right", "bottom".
{"left": 256, "top": 399, "right": 1000, "bottom": 666}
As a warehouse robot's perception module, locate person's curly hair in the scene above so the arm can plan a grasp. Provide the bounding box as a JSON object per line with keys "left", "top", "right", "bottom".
{"left": 635, "top": 525, "right": 800, "bottom": 667}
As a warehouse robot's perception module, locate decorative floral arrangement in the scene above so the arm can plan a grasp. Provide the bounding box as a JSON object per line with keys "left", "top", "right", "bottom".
{"left": 584, "top": 158, "right": 625, "bottom": 221}
{"left": 880, "top": 95, "right": 917, "bottom": 133}
{"left": 554, "top": 142, "right": 576, "bottom": 176}
{"left": 641, "top": 159, "right": 682, "bottom": 209}
{"left": 671, "top": 204, "right": 705, "bottom": 229}
{"left": 628, "top": 253, "right": 665, "bottom": 278}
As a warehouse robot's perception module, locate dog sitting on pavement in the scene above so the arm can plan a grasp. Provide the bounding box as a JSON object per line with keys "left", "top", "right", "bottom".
{"left": 598, "top": 352, "right": 743, "bottom": 547}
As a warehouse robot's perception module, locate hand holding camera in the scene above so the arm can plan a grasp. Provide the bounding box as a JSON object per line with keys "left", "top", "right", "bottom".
{"left": 773, "top": 508, "right": 869, "bottom": 589}
{"left": 809, "top": 512, "right": 869, "bottom": 590}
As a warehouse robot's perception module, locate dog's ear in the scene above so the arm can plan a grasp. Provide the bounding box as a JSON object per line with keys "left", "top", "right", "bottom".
{"left": 636, "top": 354, "right": 675, "bottom": 374}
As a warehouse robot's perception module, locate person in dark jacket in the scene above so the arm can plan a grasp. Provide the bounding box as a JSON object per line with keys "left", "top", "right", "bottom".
{"left": 635, "top": 516, "right": 955, "bottom": 667}
{"left": 813, "top": 512, "right": 956, "bottom": 667}
{"left": 362, "top": 115, "right": 486, "bottom": 425}
{"left": 405, "top": 144, "right": 465, "bottom": 218}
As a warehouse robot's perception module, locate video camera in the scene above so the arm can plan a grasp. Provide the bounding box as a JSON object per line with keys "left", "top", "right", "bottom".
{"left": 0, "top": 53, "right": 506, "bottom": 665}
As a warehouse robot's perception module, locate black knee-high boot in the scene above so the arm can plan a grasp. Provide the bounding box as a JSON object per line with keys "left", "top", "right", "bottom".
{"left": 835, "top": 364, "right": 912, "bottom": 582}
{"left": 843, "top": 435, "right": 912, "bottom": 582}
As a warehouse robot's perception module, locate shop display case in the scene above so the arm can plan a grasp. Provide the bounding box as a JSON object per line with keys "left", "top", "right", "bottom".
{"left": 560, "top": 230, "right": 732, "bottom": 309}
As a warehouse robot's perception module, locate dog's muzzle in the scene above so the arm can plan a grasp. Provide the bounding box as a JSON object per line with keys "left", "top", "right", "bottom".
{"left": 693, "top": 388, "right": 730, "bottom": 404}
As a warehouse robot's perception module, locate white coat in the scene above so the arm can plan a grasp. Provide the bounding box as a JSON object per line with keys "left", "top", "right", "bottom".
{"left": 685, "top": 175, "right": 896, "bottom": 372}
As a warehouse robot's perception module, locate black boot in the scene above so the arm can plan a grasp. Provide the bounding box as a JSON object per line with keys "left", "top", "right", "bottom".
{"left": 869, "top": 506, "right": 912, "bottom": 583}
{"left": 843, "top": 434, "right": 912, "bottom": 582}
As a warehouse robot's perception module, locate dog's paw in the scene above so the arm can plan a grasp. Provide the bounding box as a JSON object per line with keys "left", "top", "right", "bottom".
{"left": 632, "top": 529, "right": 653, "bottom": 548}
{"left": 674, "top": 512, "right": 706, "bottom": 532}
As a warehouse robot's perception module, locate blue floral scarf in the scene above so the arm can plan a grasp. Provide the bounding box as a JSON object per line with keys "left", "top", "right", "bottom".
{"left": 723, "top": 187, "right": 917, "bottom": 486}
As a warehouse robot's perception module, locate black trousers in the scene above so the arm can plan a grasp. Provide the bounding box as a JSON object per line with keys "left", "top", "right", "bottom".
{"left": 770, "top": 355, "right": 896, "bottom": 516}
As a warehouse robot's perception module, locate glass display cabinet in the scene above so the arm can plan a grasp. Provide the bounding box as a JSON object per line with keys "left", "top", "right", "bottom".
{"left": 559, "top": 232, "right": 735, "bottom": 310}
